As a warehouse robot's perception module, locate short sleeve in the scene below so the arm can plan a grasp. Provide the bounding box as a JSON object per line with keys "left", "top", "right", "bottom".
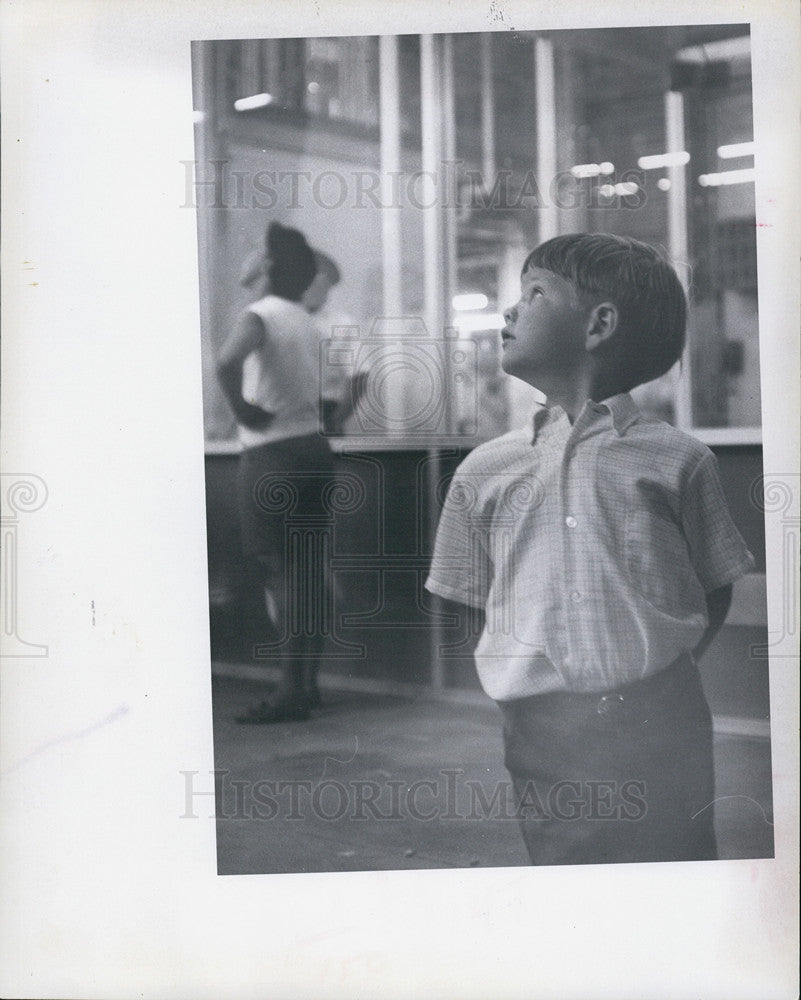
{"left": 682, "top": 451, "right": 755, "bottom": 591}
{"left": 425, "top": 468, "right": 493, "bottom": 609}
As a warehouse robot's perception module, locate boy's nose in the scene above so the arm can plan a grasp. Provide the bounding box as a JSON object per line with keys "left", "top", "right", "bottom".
{"left": 503, "top": 305, "right": 517, "bottom": 324}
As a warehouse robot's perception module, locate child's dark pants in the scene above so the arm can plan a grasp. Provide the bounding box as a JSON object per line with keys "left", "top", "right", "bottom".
{"left": 498, "top": 653, "right": 718, "bottom": 866}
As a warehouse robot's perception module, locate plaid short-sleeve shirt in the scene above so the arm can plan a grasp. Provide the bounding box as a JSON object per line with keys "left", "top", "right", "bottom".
{"left": 425, "top": 394, "right": 754, "bottom": 700}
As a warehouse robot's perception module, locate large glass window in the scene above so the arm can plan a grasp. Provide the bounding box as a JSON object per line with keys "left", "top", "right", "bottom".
{"left": 193, "top": 26, "right": 760, "bottom": 450}
{"left": 683, "top": 51, "right": 758, "bottom": 430}
{"left": 216, "top": 37, "right": 380, "bottom": 129}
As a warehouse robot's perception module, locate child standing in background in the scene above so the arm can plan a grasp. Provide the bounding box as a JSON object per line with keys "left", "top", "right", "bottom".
{"left": 219, "top": 222, "right": 334, "bottom": 722}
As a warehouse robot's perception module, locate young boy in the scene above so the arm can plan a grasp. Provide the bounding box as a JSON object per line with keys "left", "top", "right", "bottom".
{"left": 425, "top": 233, "right": 754, "bottom": 866}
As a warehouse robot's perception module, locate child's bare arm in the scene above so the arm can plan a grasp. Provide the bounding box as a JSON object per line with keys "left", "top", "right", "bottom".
{"left": 216, "top": 312, "right": 275, "bottom": 429}
{"left": 692, "top": 584, "right": 733, "bottom": 663}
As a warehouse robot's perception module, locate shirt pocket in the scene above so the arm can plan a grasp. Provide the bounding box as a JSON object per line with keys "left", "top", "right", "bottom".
{"left": 625, "top": 484, "right": 704, "bottom": 616}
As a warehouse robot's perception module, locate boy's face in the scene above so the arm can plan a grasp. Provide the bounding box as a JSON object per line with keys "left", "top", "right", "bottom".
{"left": 501, "top": 266, "right": 593, "bottom": 383}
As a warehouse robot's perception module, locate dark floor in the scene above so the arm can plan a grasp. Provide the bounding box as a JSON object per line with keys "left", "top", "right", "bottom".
{"left": 211, "top": 670, "right": 775, "bottom": 876}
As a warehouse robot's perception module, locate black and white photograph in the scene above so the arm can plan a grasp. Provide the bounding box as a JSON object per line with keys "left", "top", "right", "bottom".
{"left": 1, "top": 2, "right": 798, "bottom": 998}
{"left": 193, "top": 26, "right": 774, "bottom": 876}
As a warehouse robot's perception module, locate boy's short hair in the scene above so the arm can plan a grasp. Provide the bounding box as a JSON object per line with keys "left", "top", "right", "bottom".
{"left": 523, "top": 233, "right": 687, "bottom": 391}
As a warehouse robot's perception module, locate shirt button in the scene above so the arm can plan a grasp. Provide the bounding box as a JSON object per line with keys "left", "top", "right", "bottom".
{"left": 570, "top": 590, "right": 582, "bottom": 604}
{"left": 565, "top": 516, "right": 577, "bottom": 528}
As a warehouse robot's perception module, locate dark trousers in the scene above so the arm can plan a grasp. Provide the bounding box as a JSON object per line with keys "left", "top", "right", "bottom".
{"left": 498, "top": 654, "right": 718, "bottom": 866}
{"left": 236, "top": 434, "right": 335, "bottom": 559}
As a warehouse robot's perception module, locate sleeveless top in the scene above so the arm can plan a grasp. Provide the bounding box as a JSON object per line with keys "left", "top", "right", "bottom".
{"left": 238, "top": 295, "right": 322, "bottom": 448}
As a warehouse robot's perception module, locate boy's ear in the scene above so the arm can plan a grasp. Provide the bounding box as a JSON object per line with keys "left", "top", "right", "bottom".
{"left": 585, "top": 301, "right": 619, "bottom": 352}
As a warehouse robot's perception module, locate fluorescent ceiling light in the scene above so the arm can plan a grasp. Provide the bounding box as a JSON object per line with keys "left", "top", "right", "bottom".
{"left": 598, "top": 182, "right": 640, "bottom": 198}
{"left": 452, "top": 312, "right": 504, "bottom": 333}
{"left": 234, "top": 93, "right": 274, "bottom": 112}
{"left": 698, "top": 168, "right": 755, "bottom": 187}
{"left": 571, "top": 163, "right": 605, "bottom": 178}
{"left": 637, "top": 151, "right": 690, "bottom": 170}
{"left": 453, "top": 293, "right": 489, "bottom": 312}
{"left": 675, "top": 36, "right": 751, "bottom": 63}
{"left": 717, "top": 141, "right": 755, "bottom": 159}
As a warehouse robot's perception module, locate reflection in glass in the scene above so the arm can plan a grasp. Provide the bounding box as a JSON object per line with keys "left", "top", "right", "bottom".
{"left": 194, "top": 26, "right": 759, "bottom": 447}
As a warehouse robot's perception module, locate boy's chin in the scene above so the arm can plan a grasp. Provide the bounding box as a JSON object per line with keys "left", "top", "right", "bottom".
{"left": 501, "top": 353, "right": 531, "bottom": 381}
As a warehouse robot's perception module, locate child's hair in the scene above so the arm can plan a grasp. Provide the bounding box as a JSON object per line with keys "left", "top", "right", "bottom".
{"left": 523, "top": 233, "right": 687, "bottom": 391}
{"left": 265, "top": 222, "right": 317, "bottom": 301}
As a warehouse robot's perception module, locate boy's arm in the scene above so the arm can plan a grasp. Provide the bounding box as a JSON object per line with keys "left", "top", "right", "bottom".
{"left": 425, "top": 458, "right": 493, "bottom": 619}
{"left": 680, "top": 449, "right": 753, "bottom": 664}
{"left": 216, "top": 312, "right": 275, "bottom": 430}
{"left": 692, "top": 584, "right": 733, "bottom": 663}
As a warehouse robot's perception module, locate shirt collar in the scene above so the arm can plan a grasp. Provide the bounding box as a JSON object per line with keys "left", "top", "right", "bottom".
{"left": 593, "top": 393, "right": 641, "bottom": 436}
{"left": 530, "top": 404, "right": 565, "bottom": 443}
{"left": 530, "top": 393, "right": 640, "bottom": 443}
